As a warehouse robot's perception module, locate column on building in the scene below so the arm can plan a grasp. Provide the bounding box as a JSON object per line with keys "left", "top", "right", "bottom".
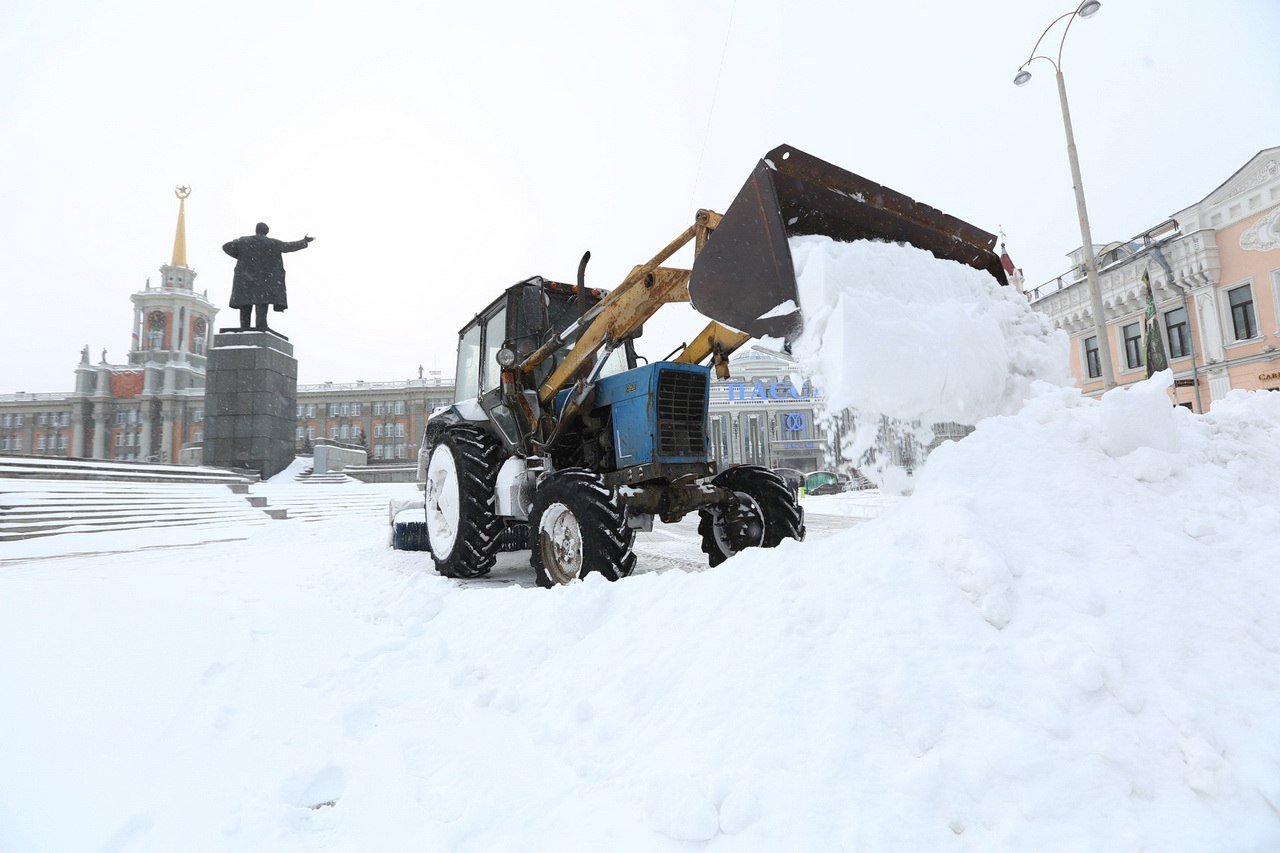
{"left": 159, "top": 407, "right": 174, "bottom": 464}
{"left": 71, "top": 409, "right": 84, "bottom": 458}
{"left": 139, "top": 367, "right": 154, "bottom": 459}
{"left": 90, "top": 362, "right": 112, "bottom": 459}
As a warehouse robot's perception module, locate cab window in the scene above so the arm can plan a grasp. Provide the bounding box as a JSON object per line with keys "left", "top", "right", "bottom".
{"left": 455, "top": 323, "right": 481, "bottom": 402}
{"left": 482, "top": 309, "right": 507, "bottom": 393}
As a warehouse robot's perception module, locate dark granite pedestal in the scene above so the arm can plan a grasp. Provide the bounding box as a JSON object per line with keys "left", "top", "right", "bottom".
{"left": 203, "top": 330, "right": 297, "bottom": 479}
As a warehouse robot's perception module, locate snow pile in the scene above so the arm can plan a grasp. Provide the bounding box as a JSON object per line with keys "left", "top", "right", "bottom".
{"left": 790, "top": 236, "right": 1070, "bottom": 423}
{"left": 1100, "top": 369, "right": 1181, "bottom": 456}
{"left": 4, "top": 381, "right": 1279, "bottom": 850}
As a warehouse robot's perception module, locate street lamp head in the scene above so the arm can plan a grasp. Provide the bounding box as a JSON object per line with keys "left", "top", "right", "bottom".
{"left": 1078, "top": 0, "right": 1101, "bottom": 18}
{"left": 1013, "top": 68, "right": 1033, "bottom": 86}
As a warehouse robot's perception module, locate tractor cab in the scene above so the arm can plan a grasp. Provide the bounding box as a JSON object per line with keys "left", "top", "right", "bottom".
{"left": 452, "top": 277, "right": 633, "bottom": 408}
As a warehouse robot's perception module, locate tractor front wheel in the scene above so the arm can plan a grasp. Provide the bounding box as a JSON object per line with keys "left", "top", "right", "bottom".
{"left": 530, "top": 469, "right": 636, "bottom": 587}
{"left": 699, "top": 465, "right": 805, "bottom": 567}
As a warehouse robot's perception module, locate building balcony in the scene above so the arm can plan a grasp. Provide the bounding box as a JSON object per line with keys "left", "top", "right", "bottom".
{"left": 1029, "top": 228, "right": 1221, "bottom": 336}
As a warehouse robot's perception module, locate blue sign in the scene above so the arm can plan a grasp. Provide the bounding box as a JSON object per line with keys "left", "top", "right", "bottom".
{"left": 783, "top": 412, "right": 807, "bottom": 431}
{"left": 725, "top": 379, "right": 822, "bottom": 402}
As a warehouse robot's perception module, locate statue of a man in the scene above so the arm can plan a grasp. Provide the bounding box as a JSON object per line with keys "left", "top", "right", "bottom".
{"left": 222, "top": 223, "right": 314, "bottom": 331}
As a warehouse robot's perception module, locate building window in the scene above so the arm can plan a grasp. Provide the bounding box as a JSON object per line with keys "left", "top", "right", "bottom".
{"left": 193, "top": 409, "right": 203, "bottom": 423}
{"left": 329, "top": 403, "right": 339, "bottom": 417}
{"left": 59, "top": 435, "right": 67, "bottom": 450}
{"left": 1165, "top": 307, "right": 1190, "bottom": 359}
{"left": 13, "top": 414, "right": 21, "bottom": 427}
{"left": 340, "top": 424, "right": 350, "bottom": 440}
{"left": 1228, "top": 284, "right": 1257, "bottom": 341}
{"left": 373, "top": 402, "right": 384, "bottom": 416}
{"left": 374, "top": 424, "right": 383, "bottom": 438}
{"left": 37, "top": 435, "right": 46, "bottom": 451}
{"left": 1122, "top": 323, "right": 1143, "bottom": 370}
{"left": 116, "top": 411, "right": 127, "bottom": 425}
{"left": 1084, "top": 336, "right": 1101, "bottom": 379}
{"left": 37, "top": 413, "right": 47, "bottom": 427}
{"left": 296, "top": 405, "right": 304, "bottom": 418}
{"left": 307, "top": 425, "right": 317, "bottom": 440}
{"left": 60, "top": 412, "right": 69, "bottom": 427}
{"left": 330, "top": 426, "right": 339, "bottom": 440}
{"left": 396, "top": 423, "right": 405, "bottom": 438}
{"left": 194, "top": 429, "right": 203, "bottom": 442}
{"left": 374, "top": 446, "right": 383, "bottom": 459}
{"left": 395, "top": 400, "right": 405, "bottom": 415}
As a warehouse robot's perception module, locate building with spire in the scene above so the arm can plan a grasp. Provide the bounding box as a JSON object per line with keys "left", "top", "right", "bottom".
{"left": 0, "top": 187, "right": 456, "bottom": 466}
{"left": 0, "top": 189, "right": 219, "bottom": 462}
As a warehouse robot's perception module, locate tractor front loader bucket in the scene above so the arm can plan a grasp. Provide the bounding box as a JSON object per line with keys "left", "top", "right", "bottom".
{"left": 687, "top": 144, "right": 1009, "bottom": 344}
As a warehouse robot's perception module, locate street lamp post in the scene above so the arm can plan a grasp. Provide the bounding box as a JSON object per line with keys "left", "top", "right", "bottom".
{"left": 1015, "top": 0, "right": 1116, "bottom": 390}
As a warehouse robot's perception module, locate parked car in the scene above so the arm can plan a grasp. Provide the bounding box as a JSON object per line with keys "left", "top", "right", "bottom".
{"left": 805, "top": 470, "right": 876, "bottom": 495}
{"left": 805, "top": 471, "right": 843, "bottom": 495}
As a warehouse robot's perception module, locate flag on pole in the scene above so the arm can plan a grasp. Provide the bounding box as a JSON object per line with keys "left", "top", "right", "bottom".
{"left": 1142, "top": 269, "right": 1169, "bottom": 378}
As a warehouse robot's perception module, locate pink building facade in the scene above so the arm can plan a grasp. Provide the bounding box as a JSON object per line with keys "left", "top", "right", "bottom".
{"left": 1028, "top": 147, "right": 1280, "bottom": 410}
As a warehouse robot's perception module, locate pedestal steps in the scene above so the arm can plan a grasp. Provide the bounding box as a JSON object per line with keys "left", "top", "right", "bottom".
{"left": 0, "top": 474, "right": 283, "bottom": 543}
{"left": 254, "top": 483, "right": 402, "bottom": 523}
{"left": 294, "top": 466, "right": 354, "bottom": 485}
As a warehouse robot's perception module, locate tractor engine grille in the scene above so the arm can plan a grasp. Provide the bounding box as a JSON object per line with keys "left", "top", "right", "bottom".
{"left": 656, "top": 369, "right": 708, "bottom": 457}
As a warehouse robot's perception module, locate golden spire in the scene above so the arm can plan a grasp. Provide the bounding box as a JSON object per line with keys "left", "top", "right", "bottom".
{"left": 171, "top": 185, "right": 191, "bottom": 267}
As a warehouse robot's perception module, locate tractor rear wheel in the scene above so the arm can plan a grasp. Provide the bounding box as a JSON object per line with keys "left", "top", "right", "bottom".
{"left": 423, "top": 426, "right": 504, "bottom": 578}
{"left": 530, "top": 469, "right": 636, "bottom": 587}
{"left": 699, "top": 465, "right": 805, "bottom": 567}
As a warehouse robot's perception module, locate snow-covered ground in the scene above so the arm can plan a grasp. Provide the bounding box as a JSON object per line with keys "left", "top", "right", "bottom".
{"left": 3, "top": 243, "right": 1278, "bottom": 850}
{"left": 799, "top": 489, "right": 898, "bottom": 520}
{"left": 3, "top": 381, "right": 1279, "bottom": 850}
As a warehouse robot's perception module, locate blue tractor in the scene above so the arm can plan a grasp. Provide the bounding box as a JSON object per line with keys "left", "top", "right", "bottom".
{"left": 405, "top": 145, "right": 1008, "bottom": 586}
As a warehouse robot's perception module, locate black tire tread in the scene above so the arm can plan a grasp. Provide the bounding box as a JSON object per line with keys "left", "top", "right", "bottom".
{"left": 426, "top": 425, "right": 504, "bottom": 579}
{"left": 530, "top": 468, "right": 636, "bottom": 587}
{"left": 699, "top": 465, "right": 805, "bottom": 567}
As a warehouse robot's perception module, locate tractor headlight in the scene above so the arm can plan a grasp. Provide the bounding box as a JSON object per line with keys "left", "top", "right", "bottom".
{"left": 496, "top": 347, "right": 517, "bottom": 368}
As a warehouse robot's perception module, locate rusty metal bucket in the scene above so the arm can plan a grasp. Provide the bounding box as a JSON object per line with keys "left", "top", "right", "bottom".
{"left": 688, "top": 144, "right": 1009, "bottom": 343}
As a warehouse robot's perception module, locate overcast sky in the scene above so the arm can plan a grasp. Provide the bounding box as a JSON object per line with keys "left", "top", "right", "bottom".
{"left": 2, "top": 0, "right": 1277, "bottom": 394}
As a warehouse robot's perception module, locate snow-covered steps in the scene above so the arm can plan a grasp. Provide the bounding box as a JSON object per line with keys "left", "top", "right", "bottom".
{"left": 292, "top": 466, "right": 355, "bottom": 485}
{"left": 344, "top": 464, "right": 417, "bottom": 484}
{"left": 255, "top": 481, "right": 422, "bottom": 524}
{"left": 0, "top": 455, "right": 255, "bottom": 486}
{"left": 0, "top": 479, "right": 277, "bottom": 543}
{"left": 254, "top": 484, "right": 399, "bottom": 522}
